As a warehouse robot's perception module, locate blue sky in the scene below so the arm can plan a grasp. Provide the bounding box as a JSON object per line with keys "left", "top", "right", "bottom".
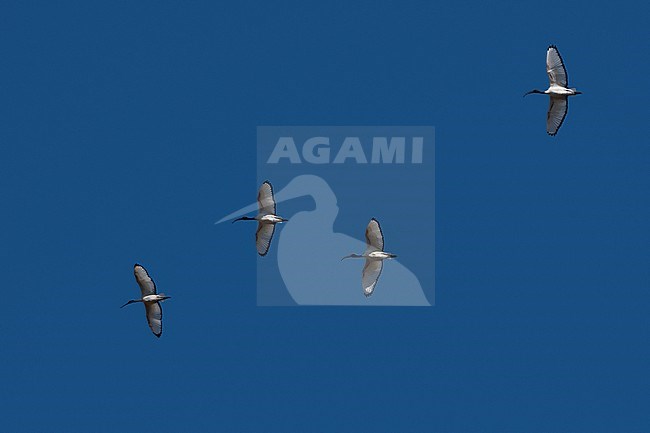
{"left": 1, "top": 1, "right": 649, "bottom": 431}
{"left": 251, "top": 126, "right": 435, "bottom": 306}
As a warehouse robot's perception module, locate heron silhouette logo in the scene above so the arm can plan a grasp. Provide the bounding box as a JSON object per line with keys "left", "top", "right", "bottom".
{"left": 218, "top": 126, "right": 435, "bottom": 306}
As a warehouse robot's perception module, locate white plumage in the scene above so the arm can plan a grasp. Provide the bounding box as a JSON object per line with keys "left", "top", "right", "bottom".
{"left": 233, "top": 181, "right": 288, "bottom": 256}
{"left": 525, "top": 45, "right": 581, "bottom": 136}
{"left": 121, "top": 264, "right": 171, "bottom": 338}
{"left": 342, "top": 218, "right": 397, "bottom": 297}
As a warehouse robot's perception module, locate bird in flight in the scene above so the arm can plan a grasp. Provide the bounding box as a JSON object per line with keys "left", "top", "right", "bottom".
{"left": 524, "top": 45, "right": 582, "bottom": 136}
{"left": 342, "top": 218, "right": 397, "bottom": 297}
{"left": 233, "top": 180, "right": 288, "bottom": 256}
{"left": 121, "top": 264, "right": 171, "bottom": 338}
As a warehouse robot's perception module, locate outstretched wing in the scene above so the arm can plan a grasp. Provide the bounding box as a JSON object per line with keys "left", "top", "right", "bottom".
{"left": 145, "top": 302, "right": 163, "bottom": 338}
{"left": 365, "top": 218, "right": 384, "bottom": 253}
{"left": 257, "top": 181, "right": 276, "bottom": 216}
{"left": 256, "top": 223, "right": 275, "bottom": 256}
{"left": 362, "top": 260, "right": 383, "bottom": 297}
{"left": 546, "top": 45, "right": 568, "bottom": 87}
{"left": 134, "top": 264, "right": 157, "bottom": 296}
{"left": 547, "top": 96, "right": 568, "bottom": 136}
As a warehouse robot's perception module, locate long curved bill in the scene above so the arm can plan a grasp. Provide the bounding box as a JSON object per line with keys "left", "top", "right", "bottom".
{"left": 215, "top": 177, "right": 311, "bottom": 224}
{"left": 216, "top": 202, "right": 259, "bottom": 224}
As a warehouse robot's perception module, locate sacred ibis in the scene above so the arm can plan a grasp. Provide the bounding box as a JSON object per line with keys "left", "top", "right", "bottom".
{"left": 342, "top": 218, "right": 397, "bottom": 297}
{"left": 218, "top": 175, "right": 430, "bottom": 305}
{"left": 232, "top": 180, "right": 288, "bottom": 256}
{"left": 524, "top": 45, "right": 581, "bottom": 136}
{"left": 121, "top": 264, "right": 171, "bottom": 338}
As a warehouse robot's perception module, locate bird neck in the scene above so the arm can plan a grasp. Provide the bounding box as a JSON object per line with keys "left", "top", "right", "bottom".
{"left": 233, "top": 216, "right": 256, "bottom": 222}
{"left": 524, "top": 89, "right": 544, "bottom": 96}
{"left": 120, "top": 299, "right": 142, "bottom": 308}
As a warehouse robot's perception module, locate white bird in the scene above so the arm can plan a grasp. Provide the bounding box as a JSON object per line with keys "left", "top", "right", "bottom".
{"left": 121, "top": 264, "right": 171, "bottom": 338}
{"left": 342, "top": 218, "right": 397, "bottom": 297}
{"left": 524, "top": 45, "right": 582, "bottom": 136}
{"left": 217, "top": 175, "right": 430, "bottom": 306}
{"left": 232, "top": 180, "right": 288, "bottom": 256}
